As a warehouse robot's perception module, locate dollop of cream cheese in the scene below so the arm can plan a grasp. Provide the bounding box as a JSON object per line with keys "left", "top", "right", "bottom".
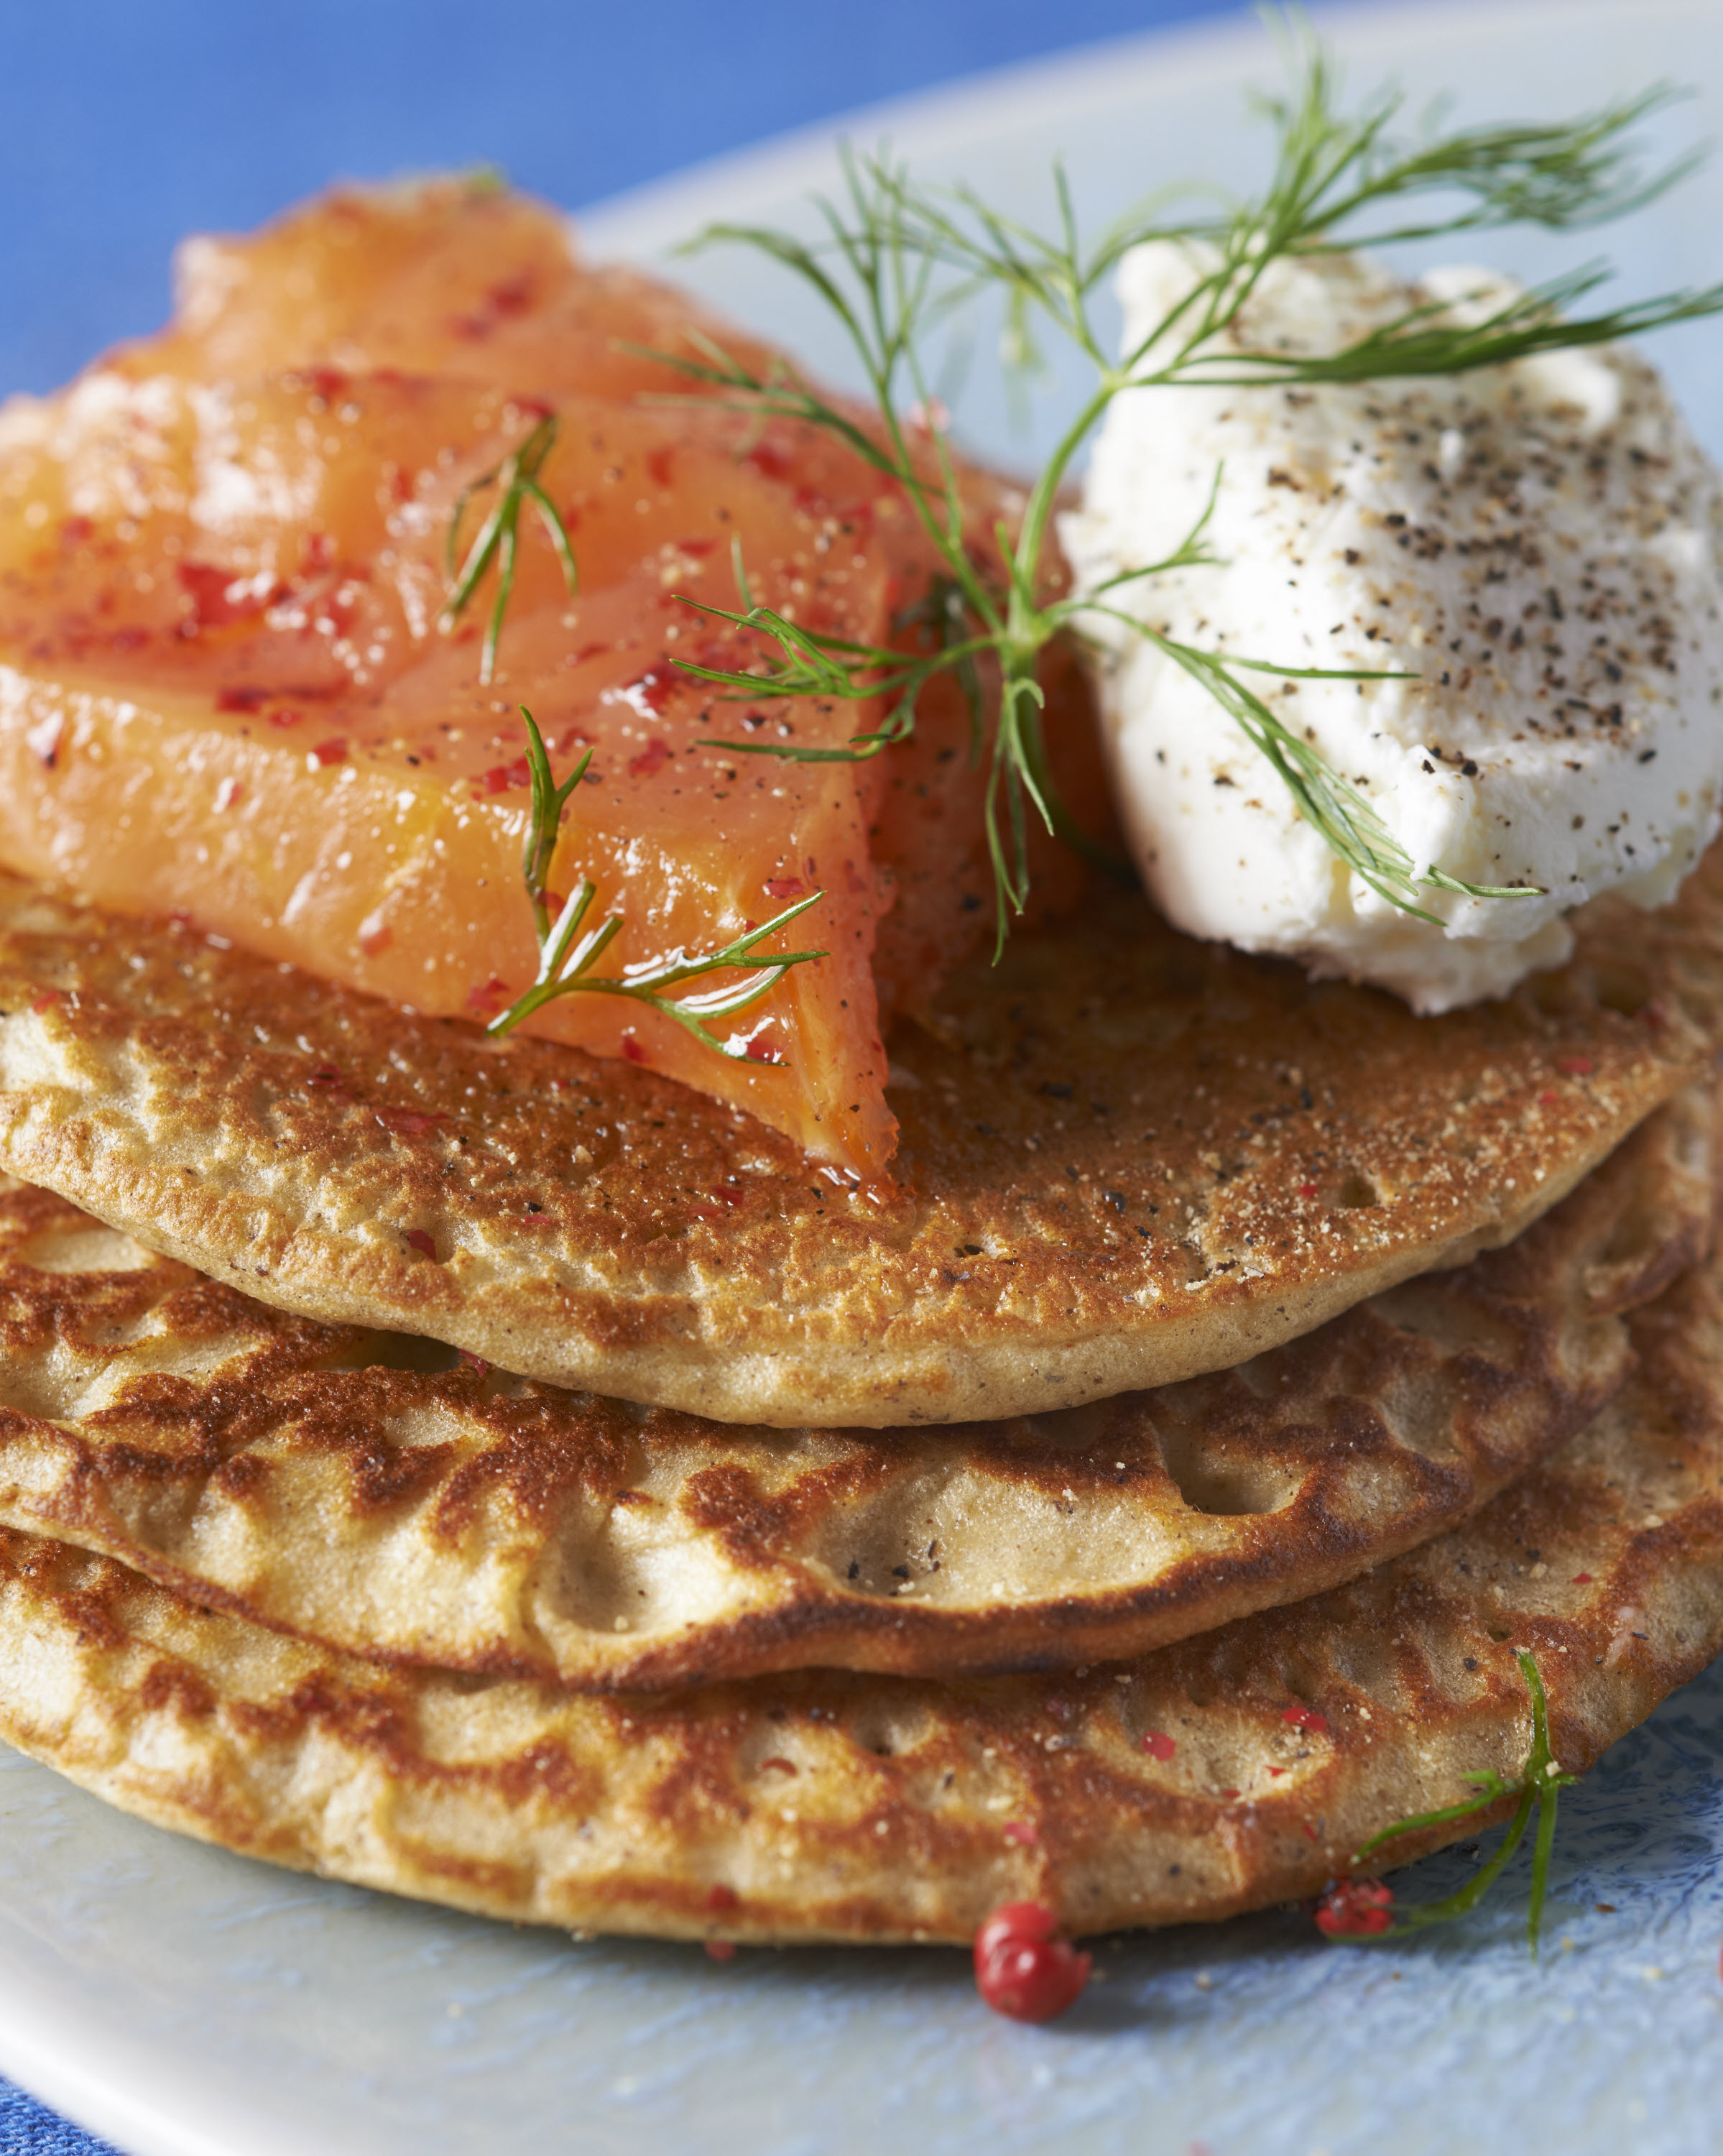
{"left": 1061, "top": 242, "right": 1723, "bottom": 1010}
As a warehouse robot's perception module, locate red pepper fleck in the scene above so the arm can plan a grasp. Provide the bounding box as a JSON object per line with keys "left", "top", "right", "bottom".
{"left": 374, "top": 1107, "right": 448, "bottom": 1138}
{"left": 688, "top": 1184, "right": 746, "bottom": 1221}
{"left": 1267, "top": 1766, "right": 1288, "bottom": 1778}
{"left": 704, "top": 1940, "right": 736, "bottom": 1963}
{"left": 646, "top": 446, "right": 675, "bottom": 489}
{"left": 465, "top": 975, "right": 511, "bottom": 1016}
{"left": 706, "top": 1884, "right": 739, "bottom": 1913}
{"left": 742, "top": 1029, "right": 785, "bottom": 1066}
{"left": 764, "top": 876, "right": 807, "bottom": 900}
{"left": 1315, "top": 1878, "right": 1395, "bottom": 1938}
{"left": 178, "top": 561, "right": 272, "bottom": 628}
{"left": 268, "top": 708, "right": 302, "bottom": 729}
{"left": 744, "top": 438, "right": 793, "bottom": 481}
{"left": 306, "top": 1064, "right": 349, "bottom": 1096}
{"left": 216, "top": 686, "right": 270, "bottom": 713}
{"left": 1142, "top": 1731, "right": 1177, "bottom": 1761}
{"left": 1538, "top": 1091, "right": 1560, "bottom": 1106}
{"left": 1556, "top": 1056, "right": 1595, "bottom": 1077}
{"left": 403, "top": 1228, "right": 438, "bottom": 1261}
{"left": 759, "top": 1757, "right": 799, "bottom": 1777}
{"left": 481, "top": 755, "right": 532, "bottom": 794}
{"left": 1220, "top": 1789, "right": 1242, "bottom": 1802}
{"left": 456, "top": 1350, "right": 490, "bottom": 1376}
{"left": 450, "top": 276, "right": 535, "bottom": 341}
{"left": 1571, "top": 1572, "right": 1594, "bottom": 1585}
{"left": 1281, "top": 1705, "right": 1329, "bottom": 1734}
{"left": 294, "top": 366, "right": 349, "bottom": 403}
{"left": 1002, "top": 1821, "right": 1040, "bottom": 1848}
{"left": 627, "top": 737, "right": 671, "bottom": 780}
{"left": 973, "top": 1903, "right": 1091, "bottom": 2024}
{"left": 622, "top": 1036, "right": 649, "bottom": 1065}
{"left": 29, "top": 990, "right": 65, "bottom": 1015}
{"left": 306, "top": 738, "right": 348, "bottom": 770}
{"left": 1298, "top": 1181, "right": 1319, "bottom": 1199}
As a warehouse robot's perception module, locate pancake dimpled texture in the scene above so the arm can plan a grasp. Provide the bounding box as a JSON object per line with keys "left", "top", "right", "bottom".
{"left": 0, "top": 1237, "right": 1719, "bottom": 1943}
{"left": 0, "top": 1082, "right": 1712, "bottom": 1687}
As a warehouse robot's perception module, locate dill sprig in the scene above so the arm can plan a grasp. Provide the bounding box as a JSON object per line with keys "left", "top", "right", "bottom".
{"left": 443, "top": 412, "right": 579, "bottom": 686}
{"left": 486, "top": 709, "right": 826, "bottom": 1057}
{"left": 1325, "top": 1649, "right": 1578, "bottom": 1953}
{"left": 646, "top": 27, "right": 1720, "bottom": 946}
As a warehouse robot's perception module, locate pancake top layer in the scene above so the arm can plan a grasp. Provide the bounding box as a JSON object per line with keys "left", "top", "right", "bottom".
{"left": 0, "top": 1084, "right": 1711, "bottom": 1689}
{"left": 0, "top": 847, "right": 1718, "bottom": 1425}
{"left": 1, "top": 1238, "right": 1720, "bottom": 1944}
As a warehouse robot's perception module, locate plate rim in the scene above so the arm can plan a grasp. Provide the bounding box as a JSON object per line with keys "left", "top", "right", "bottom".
{"left": 576, "top": 0, "right": 1721, "bottom": 260}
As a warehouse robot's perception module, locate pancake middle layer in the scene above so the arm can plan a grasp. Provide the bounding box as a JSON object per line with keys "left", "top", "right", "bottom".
{"left": 0, "top": 1081, "right": 1712, "bottom": 1687}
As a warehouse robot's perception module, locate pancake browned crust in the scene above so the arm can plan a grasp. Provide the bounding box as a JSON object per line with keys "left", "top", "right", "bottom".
{"left": 0, "top": 1243, "right": 1718, "bottom": 1944}
{"left": 0, "top": 852, "right": 1719, "bottom": 1427}
{"left": 0, "top": 1084, "right": 1712, "bottom": 1688}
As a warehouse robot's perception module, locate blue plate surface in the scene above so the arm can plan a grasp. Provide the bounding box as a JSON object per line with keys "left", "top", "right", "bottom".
{"left": 1, "top": 3, "right": 1721, "bottom": 2148}
{"left": 0, "top": 1657, "right": 1716, "bottom": 2156}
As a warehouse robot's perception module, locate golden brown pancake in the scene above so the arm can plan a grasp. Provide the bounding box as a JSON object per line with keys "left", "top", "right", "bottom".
{"left": 0, "top": 1238, "right": 1717, "bottom": 1943}
{"left": 0, "top": 851, "right": 1719, "bottom": 1429}
{"left": 0, "top": 1082, "right": 1712, "bottom": 1688}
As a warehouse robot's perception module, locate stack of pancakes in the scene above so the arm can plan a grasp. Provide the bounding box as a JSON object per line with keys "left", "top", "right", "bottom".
{"left": 0, "top": 849, "right": 1719, "bottom": 1947}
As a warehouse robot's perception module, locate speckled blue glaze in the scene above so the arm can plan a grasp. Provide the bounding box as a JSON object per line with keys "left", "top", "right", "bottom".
{"left": 0, "top": 1650, "right": 1715, "bottom": 2155}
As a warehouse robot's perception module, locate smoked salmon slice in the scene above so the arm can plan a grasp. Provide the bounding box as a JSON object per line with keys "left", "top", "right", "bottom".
{"left": 0, "top": 179, "right": 1097, "bottom": 1168}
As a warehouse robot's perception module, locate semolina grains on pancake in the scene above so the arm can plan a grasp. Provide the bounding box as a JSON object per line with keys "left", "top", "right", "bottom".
{"left": 0, "top": 1082, "right": 1712, "bottom": 1688}
{"left": 0, "top": 1243, "right": 1719, "bottom": 1943}
{"left": 0, "top": 849, "right": 1719, "bottom": 1427}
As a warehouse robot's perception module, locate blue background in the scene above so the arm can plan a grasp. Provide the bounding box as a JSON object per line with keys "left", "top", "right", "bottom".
{"left": 9, "top": 4, "right": 1249, "bottom": 2146}
{"left": 0, "top": 0, "right": 1261, "bottom": 400}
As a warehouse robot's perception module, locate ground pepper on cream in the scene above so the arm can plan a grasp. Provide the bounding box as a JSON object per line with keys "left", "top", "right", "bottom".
{"left": 1063, "top": 243, "right": 1723, "bottom": 1010}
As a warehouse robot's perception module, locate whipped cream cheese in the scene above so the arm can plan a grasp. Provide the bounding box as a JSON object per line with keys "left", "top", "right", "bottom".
{"left": 1061, "top": 243, "right": 1723, "bottom": 1010}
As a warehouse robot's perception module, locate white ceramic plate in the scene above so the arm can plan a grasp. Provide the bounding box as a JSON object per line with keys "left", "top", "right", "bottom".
{"left": 5, "top": 4, "right": 1723, "bottom": 2150}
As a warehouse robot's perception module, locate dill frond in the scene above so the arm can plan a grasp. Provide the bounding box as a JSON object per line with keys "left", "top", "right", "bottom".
{"left": 641, "top": 21, "right": 1717, "bottom": 942}
{"left": 486, "top": 711, "right": 826, "bottom": 1058}
{"left": 443, "top": 413, "right": 578, "bottom": 686}
{"left": 1328, "top": 1650, "right": 1579, "bottom": 1953}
